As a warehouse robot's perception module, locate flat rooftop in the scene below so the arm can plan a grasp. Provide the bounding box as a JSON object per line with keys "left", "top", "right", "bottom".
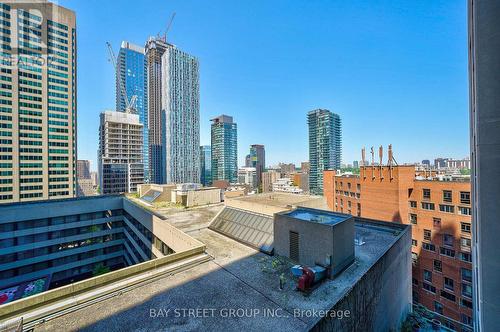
{"left": 284, "top": 208, "right": 351, "bottom": 226}
{"left": 228, "top": 192, "right": 324, "bottom": 208}
{"left": 35, "top": 204, "right": 408, "bottom": 331}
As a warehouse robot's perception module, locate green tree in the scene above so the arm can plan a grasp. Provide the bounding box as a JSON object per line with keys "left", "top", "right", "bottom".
{"left": 92, "top": 263, "right": 110, "bottom": 277}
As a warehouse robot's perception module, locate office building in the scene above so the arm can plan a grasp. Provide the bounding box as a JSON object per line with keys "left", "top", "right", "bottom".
{"left": 237, "top": 167, "right": 257, "bottom": 189}
{"left": 0, "top": 1, "right": 77, "bottom": 203}
{"left": 249, "top": 144, "right": 265, "bottom": 189}
{"left": 245, "top": 154, "right": 251, "bottom": 167}
{"left": 308, "top": 109, "right": 341, "bottom": 195}
{"left": 211, "top": 115, "right": 237, "bottom": 183}
{"left": 116, "top": 41, "right": 149, "bottom": 182}
{"left": 261, "top": 170, "right": 281, "bottom": 193}
{"left": 324, "top": 164, "right": 473, "bottom": 331}
{"left": 353, "top": 160, "right": 359, "bottom": 169}
{"left": 161, "top": 42, "right": 200, "bottom": 184}
{"left": 77, "top": 160, "right": 90, "bottom": 179}
{"left": 200, "top": 145, "right": 211, "bottom": 186}
{"left": 145, "top": 37, "right": 168, "bottom": 184}
{"left": 98, "top": 111, "right": 144, "bottom": 194}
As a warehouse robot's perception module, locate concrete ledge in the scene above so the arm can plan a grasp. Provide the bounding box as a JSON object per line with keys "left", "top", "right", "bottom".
{"left": 0, "top": 245, "right": 206, "bottom": 323}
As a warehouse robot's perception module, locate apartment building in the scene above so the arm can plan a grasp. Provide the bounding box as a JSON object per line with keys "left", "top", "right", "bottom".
{"left": 307, "top": 109, "right": 341, "bottom": 195}
{"left": 324, "top": 165, "right": 473, "bottom": 331}
{"left": 211, "top": 115, "right": 237, "bottom": 184}
{"left": 0, "top": 1, "right": 77, "bottom": 203}
{"left": 261, "top": 170, "right": 281, "bottom": 193}
{"left": 98, "top": 111, "right": 144, "bottom": 194}
{"left": 145, "top": 37, "right": 168, "bottom": 184}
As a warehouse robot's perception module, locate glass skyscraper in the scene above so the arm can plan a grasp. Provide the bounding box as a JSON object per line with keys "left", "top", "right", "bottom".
{"left": 200, "top": 145, "right": 212, "bottom": 186}
{"left": 161, "top": 43, "right": 200, "bottom": 184}
{"left": 249, "top": 144, "right": 265, "bottom": 190}
{"left": 116, "top": 42, "right": 148, "bottom": 182}
{"left": 308, "top": 109, "right": 342, "bottom": 195}
{"left": 211, "top": 115, "right": 238, "bottom": 184}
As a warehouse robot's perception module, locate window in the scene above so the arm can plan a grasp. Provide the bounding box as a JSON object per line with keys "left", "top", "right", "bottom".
{"left": 421, "top": 202, "right": 435, "bottom": 210}
{"left": 439, "top": 204, "right": 455, "bottom": 213}
{"left": 409, "top": 213, "right": 417, "bottom": 225}
{"left": 423, "top": 270, "right": 432, "bottom": 282}
{"left": 434, "top": 301, "right": 443, "bottom": 315}
{"left": 458, "top": 206, "right": 472, "bottom": 215}
{"left": 424, "top": 229, "right": 431, "bottom": 241}
{"left": 347, "top": 182, "right": 351, "bottom": 190}
{"left": 433, "top": 217, "right": 441, "bottom": 229}
{"left": 460, "top": 191, "right": 471, "bottom": 204}
{"left": 441, "top": 290, "right": 456, "bottom": 302}
{"left": 461, "top": 298, "right": 473, "bottom": 309}
{"left": 443, "top": 234, "right": 454, "bottom": 247}
{"left": 409, "top": 200, "right": 417, "bottom": 208}
{"left": 412, "top": 239, "right": 417, "bottom": 247}
{"left": 462, "top": 283, "right": 472, "bottom": 298}
{"left": 423, "top": 188, "right": 431, "bottom": 200}
{"left": 461, "top": 268, "right": 472, "bottom": 282}
{"left": 440, "top": 247, "right": 455, "bottom": 258}
{"left": 443, "top": 190, "right": 452, "bottom": 203}
{"left": 423, "top": 243, "right": 436, "bottom": 252}
{"left": 444, "top": 277, "right": 454, "bottom": 291}
{"left": 412, "top": 278, "right": 418, "bottom": 286}
{"left": 433, "top": 260, "right": 442, "bottom": 272}
{"left": 356, "top": 184, "right": 360, "bottom": 192}
{"left": 461, "top": 314, "right": 473, "bottom": 327}
{"left": 461, "top": 237, "right": 471, "bottom": 252}
{"left": 460, "top": 252, "right": 472, "bottom": 263}
{"left": 461, "top": 222, "right": 471, "bottom": 234}
{"left": 423, "top": 282, "right": 436, "bottom": 293}
{"left": 411, "top": 252, "right": 418, "bottom": 265}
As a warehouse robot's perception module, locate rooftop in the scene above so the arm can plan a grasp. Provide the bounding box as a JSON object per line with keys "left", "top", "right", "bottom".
{"left": 283, "top": 208, "right": 351, "bottom": 226}
{"left": 33, "top": 203, "right": 408, "bottom": 331}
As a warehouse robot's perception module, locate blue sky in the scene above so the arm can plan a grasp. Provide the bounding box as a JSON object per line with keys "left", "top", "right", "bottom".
{"left": 58, "top": 0, "right": 469, "bottom": 171}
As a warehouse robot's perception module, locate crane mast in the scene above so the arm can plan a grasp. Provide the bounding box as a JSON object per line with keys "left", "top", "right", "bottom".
{"left": 106, "top": 41, "right": 137, "bottom": 114}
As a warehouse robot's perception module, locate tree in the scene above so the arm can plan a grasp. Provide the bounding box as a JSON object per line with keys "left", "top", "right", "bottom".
{"left": 92, "top": 263, "right": 110, "bottom": 277}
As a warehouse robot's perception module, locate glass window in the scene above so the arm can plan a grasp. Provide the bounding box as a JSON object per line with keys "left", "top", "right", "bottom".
{"left": 443, "top": 234, "right": 454, "bottom": 247}
{"left": 424, "top": 269, "right": 432, "bottom": 282}
{"left": 444, "top": 277, "right": 454, "bottom": 291}
{"left": 443, "top": 190, "right": 452, "bottom": 203}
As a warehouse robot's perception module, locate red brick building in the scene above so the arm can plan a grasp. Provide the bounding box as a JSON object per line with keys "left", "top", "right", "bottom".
{"left": 324, "top": 166, "right": 473, "bottom": 331}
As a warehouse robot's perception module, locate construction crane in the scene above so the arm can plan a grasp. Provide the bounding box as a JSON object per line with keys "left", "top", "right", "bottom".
{"left": 163, "top": 12, "right": 176, "bottom": 42}
{"left": 106, "top": 41, "right": 137, "bottom": 114}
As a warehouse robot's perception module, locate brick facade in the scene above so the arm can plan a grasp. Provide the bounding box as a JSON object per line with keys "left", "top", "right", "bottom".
{"left": 324, "top": 166, "right": 473, "bottom": 331}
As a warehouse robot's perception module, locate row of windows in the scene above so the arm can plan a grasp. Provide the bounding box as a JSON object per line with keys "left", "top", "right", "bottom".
{"left": 421, "top": 188, "right": 471, "bottom": 204}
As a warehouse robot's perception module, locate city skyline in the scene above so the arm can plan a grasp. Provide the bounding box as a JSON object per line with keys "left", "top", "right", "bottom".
{"left": 59, "top": 0, "right": 469, "bottom": 171}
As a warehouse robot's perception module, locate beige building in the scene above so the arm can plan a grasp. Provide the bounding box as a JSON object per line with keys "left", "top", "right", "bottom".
{"left": 0, "top": 1, "right": 77, "bottom": 203}
{"left": 261, "top": 170, "right": 281, "bottom": 193}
